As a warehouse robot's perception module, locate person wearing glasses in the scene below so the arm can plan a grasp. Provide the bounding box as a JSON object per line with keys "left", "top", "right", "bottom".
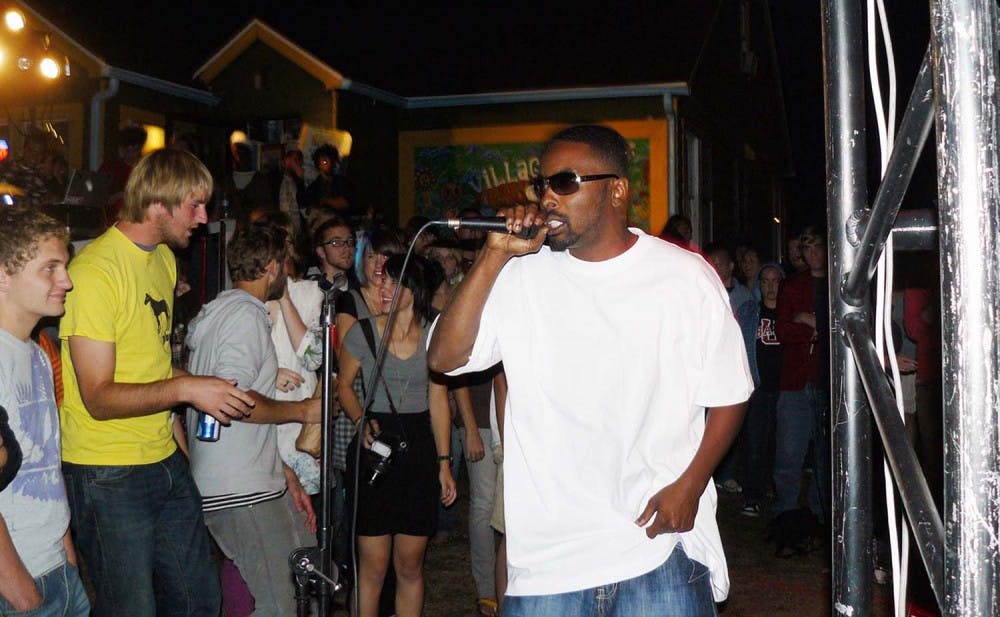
{"left": 429, "top": 125, "right": 752, "bottom": 616}
{"left": 313, "top": 216, "right": 357, "bottom": 294}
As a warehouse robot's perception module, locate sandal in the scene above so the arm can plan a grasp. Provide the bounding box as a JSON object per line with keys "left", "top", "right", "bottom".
{"left": 477, "top": 598, "right": 499, "bottom": 616}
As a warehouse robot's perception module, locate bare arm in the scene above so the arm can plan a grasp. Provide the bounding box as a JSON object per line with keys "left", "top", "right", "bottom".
{"left": 275, "top": 291, "right": 308, "bottom": 351}
{"left": 635, "top": 402, "right": 747, "bottom": 536}
{"left": 62, "top": 528, "right": 77, "bottom": 567}
{"left": 172, "top": 414, "right": 189, "bottom": 458}
{"left": 426, "top": 248, "right": 511, "bottom": 373}
{"left": 335, "top": 312, "right": 357, "bottom": 349}
{"left": 427, "top": 206, "right": 547, "bottom": 373}
{"left": 454, "top": 385, "right": 485, "bottom": 461}
{"left": 242, "top": 390, "right": 320, "bottom": 425}
{"left": 284, "top": 464, "right": 316, "bottom": 533}
{"left": 69, "top": 336, "right": 254, "bottom": 423}
{"left": 0, "top": 513, "right": 42, "bottom": 611}
{"left": 493, "top": 370, "right": 507, "bottom": 444}
{"left": 430, "top": 379, "right": 457, "bottom": 506}
{"left": 335, "top": 343, "right": 363, "bottom": 423}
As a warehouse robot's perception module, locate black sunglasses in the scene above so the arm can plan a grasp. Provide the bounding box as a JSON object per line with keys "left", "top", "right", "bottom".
{"left": 530, "top": 171, "right": 620, "bottom": 200}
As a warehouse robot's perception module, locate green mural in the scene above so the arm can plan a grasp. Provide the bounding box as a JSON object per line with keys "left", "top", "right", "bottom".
{"left": 412, "top": 139, "right": 651, "bottom": 230}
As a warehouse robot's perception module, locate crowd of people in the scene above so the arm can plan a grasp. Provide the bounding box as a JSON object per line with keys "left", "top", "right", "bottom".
{"left": 0, "top": 122, "right": 943, "bottom": 617}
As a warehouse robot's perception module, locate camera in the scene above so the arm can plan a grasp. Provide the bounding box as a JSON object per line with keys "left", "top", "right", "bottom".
{"left": 367, "top": 431, "right": 407, "bottom": 486}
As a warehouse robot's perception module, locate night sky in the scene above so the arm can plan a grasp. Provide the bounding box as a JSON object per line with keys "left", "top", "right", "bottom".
{"left": 30, "top": 0, "right": 936, "bottom": 225}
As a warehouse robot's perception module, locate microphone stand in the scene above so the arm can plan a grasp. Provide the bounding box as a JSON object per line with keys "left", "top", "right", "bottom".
{"left": 290, "top": 289, "right": 341, "bottom": 616}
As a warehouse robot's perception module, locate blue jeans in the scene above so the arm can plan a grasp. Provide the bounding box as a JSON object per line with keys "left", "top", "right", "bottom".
{"left": 772, "top": 384, "right": 831, "bottom": 521}
{"left": 0, "top": 562, "right": 90, "bottom": 617}
{"left": 502, "top": 544, "right": 717, "bottom": 617}
{"left": 62, "top": 450, "right": 221, "bottom": 617}
{"left": 740, "top": 389, "right": 778, "bottom": 504}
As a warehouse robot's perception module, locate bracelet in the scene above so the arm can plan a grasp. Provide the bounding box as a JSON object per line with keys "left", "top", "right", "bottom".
{"left": 437, "top": 454, "right": 453, "bottom": 463}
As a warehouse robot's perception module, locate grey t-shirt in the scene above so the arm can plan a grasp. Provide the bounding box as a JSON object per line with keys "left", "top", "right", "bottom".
{"left": 185, "top": 290, "right": 284, "bottom": 499}
{"left": 0, "top": 330, "right": 70, "bottom": 576}
{"left": 342, "top": 318, "right": 430, "bottom": 414}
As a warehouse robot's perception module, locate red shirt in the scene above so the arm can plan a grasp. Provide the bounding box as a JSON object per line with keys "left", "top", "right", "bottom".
{"left": 776, "top": 271, "right": 819, "bottom": 391}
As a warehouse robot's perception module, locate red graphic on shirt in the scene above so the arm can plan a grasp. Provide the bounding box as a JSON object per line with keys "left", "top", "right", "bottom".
{"left": 757, "top": 318, "right": 779, "bottom": 346}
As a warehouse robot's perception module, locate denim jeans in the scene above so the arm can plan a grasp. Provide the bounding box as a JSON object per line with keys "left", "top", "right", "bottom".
{"left": 62, "top": 449, "right": 221, "bottom": 617}
{"left": 772, "top": 384, "right": 831, "bottom": 521}
{"left": 461, "top": 427, "right": 498, "bottom": 599}
{"left": 740, "top": 389, "right": 778, "bottom": 504}
{"left": 502, "top": 544, "right": 717, "bottom": 617}
{"left": 0, "top": 562, "right": 90, "bottom": 617}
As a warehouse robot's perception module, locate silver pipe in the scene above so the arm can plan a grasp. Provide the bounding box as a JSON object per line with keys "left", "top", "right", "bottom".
{"left": 88, "top": 77, "right": 119, "bottom": 171}
{"left": 930, "top": 0, "right": 1000, "bottom": 614}
{"left": 821, "top": 0, "right": 873, "bottom": 612}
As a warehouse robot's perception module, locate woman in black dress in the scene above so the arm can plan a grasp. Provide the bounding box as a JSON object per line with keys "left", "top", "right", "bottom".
{"left": 337, "top": 254, "right": 456, "bottom": 617}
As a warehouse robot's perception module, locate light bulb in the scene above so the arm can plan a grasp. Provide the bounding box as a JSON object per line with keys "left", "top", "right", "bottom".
{"left": 4, "top": 9, "right": 25, "bottom": 32}
{"left": 39, "top": 57, "right": 59, "bottom": 79}
{"left": 17, "top": 56, "right": 30, "bottom": 71}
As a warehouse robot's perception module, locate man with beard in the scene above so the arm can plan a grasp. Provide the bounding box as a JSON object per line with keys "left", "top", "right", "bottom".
{"left": 429, "top": 125, "right": 752, "bottom": 615}
{"left": 60, "top": 149, "right": 256, "bottom": 616}
{"left": 185, "top": 223, "right": 321, "bottom": 616}
{"left": 312, "top": 216, "right": 356, "bottom": 293}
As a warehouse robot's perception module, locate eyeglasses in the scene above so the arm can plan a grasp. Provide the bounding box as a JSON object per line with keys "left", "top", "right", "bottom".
{"left": 530, "top": 171, "right": 620, "bottom": 200}
{"left": 319, "top": 238, "right": 356, "bottom": 248}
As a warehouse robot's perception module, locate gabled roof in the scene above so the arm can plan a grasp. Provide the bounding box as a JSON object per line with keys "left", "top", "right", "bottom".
{"left": 14, "top": 0, "right": 220, "bottom": 105}
{"left": 194, "top": 19, "right": 343, "bottom": 89}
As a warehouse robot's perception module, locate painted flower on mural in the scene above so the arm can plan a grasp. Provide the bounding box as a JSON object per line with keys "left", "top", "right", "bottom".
{"left": 415, "top": 166, "right": 436, "bottom": 192}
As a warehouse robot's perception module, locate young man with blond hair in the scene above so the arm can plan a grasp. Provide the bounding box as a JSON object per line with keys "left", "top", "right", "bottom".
{"left": 0, "top": 208, "right": 88, "bottom": 616}
{"left": 60, "top": 148, "right": 256, "bottom": 616}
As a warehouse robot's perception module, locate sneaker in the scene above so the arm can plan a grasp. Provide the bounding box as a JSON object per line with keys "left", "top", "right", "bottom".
{"left": 740, "top": 503, "right": 761, "bottom": 517}
{"left": 717, "top": 479, "right": 743, "bottom": 494}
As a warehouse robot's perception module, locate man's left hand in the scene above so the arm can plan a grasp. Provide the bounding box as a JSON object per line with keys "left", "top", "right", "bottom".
{"left": 634, "top": 477, "right": 703, "bottom": 538}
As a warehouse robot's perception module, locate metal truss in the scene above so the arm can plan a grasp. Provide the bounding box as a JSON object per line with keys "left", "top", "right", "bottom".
{"left": 822, "top": 0, "right": 999, "bottom": 615}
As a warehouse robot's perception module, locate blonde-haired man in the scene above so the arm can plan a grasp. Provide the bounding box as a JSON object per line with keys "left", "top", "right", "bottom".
{"left": 60, "top": 149, "right": 255, "bottom": 616}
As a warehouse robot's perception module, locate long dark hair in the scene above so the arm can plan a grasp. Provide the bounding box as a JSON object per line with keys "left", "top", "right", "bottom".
{"left": 383, "top": 254, "right": 436, "bottom": 325}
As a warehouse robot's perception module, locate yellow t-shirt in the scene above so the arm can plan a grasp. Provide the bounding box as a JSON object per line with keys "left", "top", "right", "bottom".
{"left": 60, "top": 226, "right": 178, "bottom": 465}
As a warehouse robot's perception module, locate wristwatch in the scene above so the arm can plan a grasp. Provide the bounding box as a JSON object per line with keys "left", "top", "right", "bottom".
{"left": 437, "top": 454, "right": 454, "bottom": 462}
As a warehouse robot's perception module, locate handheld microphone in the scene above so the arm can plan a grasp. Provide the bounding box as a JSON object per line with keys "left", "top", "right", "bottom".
{"left": 435, "top": 217, "right": 540, "bottom": 240}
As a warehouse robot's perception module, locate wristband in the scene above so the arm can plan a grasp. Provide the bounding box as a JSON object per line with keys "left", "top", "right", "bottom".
{"left": 437, "top": 454, "right": 453, "bottom": 463}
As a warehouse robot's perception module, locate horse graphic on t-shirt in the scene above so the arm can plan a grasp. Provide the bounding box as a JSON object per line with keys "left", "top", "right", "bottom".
{"left": 144, "top": 293, "right": 170, "bottom": 334}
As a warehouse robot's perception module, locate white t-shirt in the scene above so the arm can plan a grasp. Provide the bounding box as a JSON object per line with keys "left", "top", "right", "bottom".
{"left": 0, "top": 329, "right": 70, "bottom": 577}
{"left": 440, "top": 230, "right": 753, "bottom": 600}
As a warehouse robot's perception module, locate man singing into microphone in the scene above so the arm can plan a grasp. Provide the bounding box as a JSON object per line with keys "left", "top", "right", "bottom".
{"left": 428, "top": 125, "right": 752, "bottom": 615}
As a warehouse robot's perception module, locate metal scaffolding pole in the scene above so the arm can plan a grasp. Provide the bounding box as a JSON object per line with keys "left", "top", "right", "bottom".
{"left": 843, "top": 48, "right": 935, "bottom": 305}
{"left": 930, "top": 1, "right": 1000, "bottom": 615}
{"left": 822, "top": 0, "right": 872, "bottom": 613}
{"left": 843, "top": 314, "right": 946, "bottom": 606}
